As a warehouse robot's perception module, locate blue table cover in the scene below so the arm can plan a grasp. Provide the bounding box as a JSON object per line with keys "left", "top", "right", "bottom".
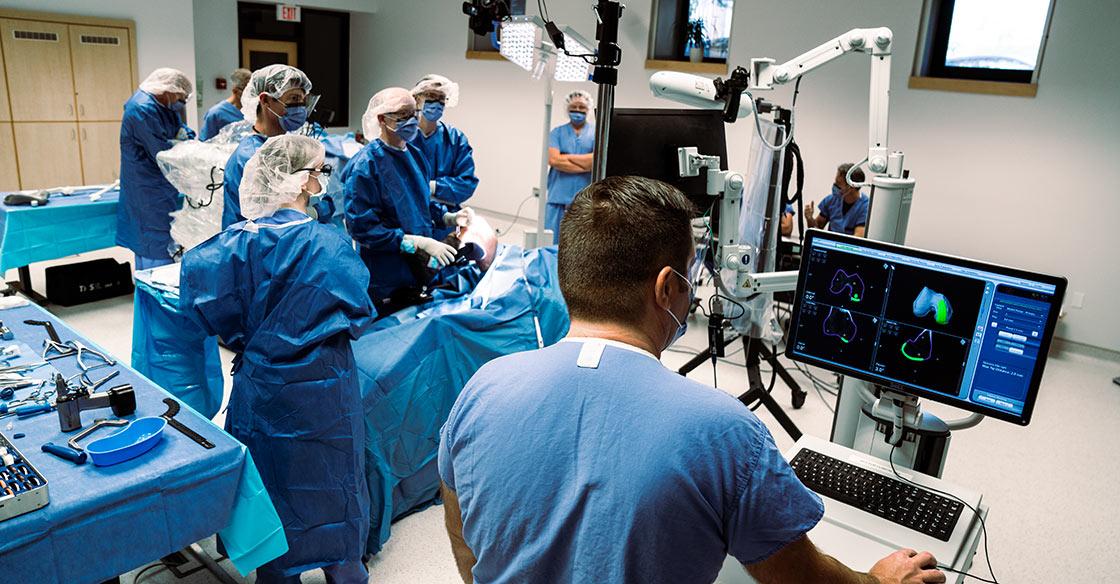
{"left": 131, "top": 272, "right": 224, "bottom": 419}
{"left": 0, "top": 187, "right": 120, "bottom": 272}
{"left": 0, "top": 303, "right": 287, "bottom": 582}
{"left": 129, "top": 244, "right": 571, "bottom": 555}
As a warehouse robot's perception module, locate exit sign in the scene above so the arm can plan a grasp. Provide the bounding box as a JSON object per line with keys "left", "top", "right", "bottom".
{"left": 276, "top": 4, "right": 301, "bottom": 22}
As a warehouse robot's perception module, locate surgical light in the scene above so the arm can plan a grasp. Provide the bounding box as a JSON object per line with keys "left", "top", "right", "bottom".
{"left": 554, "top": 27, "right": 595, "bottom": 82}
{"left": 499, "top": 16, "right": 546, "bottom": 73}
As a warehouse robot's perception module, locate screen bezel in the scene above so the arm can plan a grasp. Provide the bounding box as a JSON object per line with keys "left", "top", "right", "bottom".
{"left": 785, "top": 229, "right": 1067, "bottom": 426}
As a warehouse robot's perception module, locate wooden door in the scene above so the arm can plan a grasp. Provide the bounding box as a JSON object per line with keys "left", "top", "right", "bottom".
{"left": 69, "top": 25, "right": 133, "bottom": 122}
{"left": 0, "top": 123, "right": 19, "bottom": 192}
{"left": 241, "top": 39, "right": 298, "bottom": 69}
{"left": 78, "top": 121, "right": 120, "bottom": 184}
{"left": 0, "top": 19, "right": 76, "bottom": 122}
{"left": 13, "top": 123, "right": 82, "bottom": 188}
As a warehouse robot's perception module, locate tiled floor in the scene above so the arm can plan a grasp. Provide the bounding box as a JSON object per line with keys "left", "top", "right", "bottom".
{"left": 8, "top": 222, "right": 1117, "bottom": 583}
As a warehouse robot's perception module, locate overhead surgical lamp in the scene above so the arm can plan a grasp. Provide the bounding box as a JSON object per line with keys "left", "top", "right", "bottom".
{"left": 495, "top": 17, "right": 594, "bottom": 247}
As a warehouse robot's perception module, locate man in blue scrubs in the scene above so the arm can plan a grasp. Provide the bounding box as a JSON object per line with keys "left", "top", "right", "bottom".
{"left": 410, "top": 74, "right": 478, "bottom": 209}
{"left": 221, "top": 65, "right": 312, "bottom": 228}
{"left": 805, "top": 162, "right": 870, "bottom": 236}
{"left": 199, "top": 68, "right": 250, "bottom": 141}
{"left": 343, "top": 87, "right": 472, "bottom": 307}
{"left": 117, "top": 68, "right": 194, "bottom": 270}
{"left": 438, "top": 176, "right": 945, "bottom": 584}
{"left": 544, "top": 90, "right": 596, "bottom": 236}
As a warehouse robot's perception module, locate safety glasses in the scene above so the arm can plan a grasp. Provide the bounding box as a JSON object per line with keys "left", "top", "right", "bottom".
{"left": 295, "top": 164, "right": 332, "bottom": 176}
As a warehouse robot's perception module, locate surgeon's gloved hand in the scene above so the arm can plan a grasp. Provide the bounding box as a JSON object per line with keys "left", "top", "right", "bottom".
{"left": 311, "top": 195, "right": 335, "bottom": 224}
{"left": 176, "top": 125, "right": 197, "bottom": 141}
{"left": 403, "top": 234, "right": 457, "bottom": 267}
{"left": 443, "top": 207, "right": 475, "bottom": 228}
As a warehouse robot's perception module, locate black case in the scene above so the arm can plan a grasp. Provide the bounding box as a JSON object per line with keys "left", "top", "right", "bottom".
{"left": 44, "top": 259, "right": 134, "bottom": 306}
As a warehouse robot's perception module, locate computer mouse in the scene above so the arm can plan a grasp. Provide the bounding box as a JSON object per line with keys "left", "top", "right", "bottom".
{"left": 4, "top": 191, "right": 49, "bottom": 207}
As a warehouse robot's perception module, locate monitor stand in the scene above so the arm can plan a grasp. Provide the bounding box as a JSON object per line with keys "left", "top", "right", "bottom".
{"left": 854, "top": 389, "right": 951, "bottom": 477}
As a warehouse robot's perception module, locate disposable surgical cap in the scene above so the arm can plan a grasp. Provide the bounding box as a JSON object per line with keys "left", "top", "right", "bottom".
{"left": 566, "top": 89, "right": 595, "bottom": 109}
{"left": 239, "top": 134, "right": 325, "bottom": 221}
{"left": 361, "top": 87, "right": 415, "bottom": 138}
{"left": 230, "top": 68, "right": 252, "bottom": 91}
{"left": 139, "top": 68, "right": 193, "bottom": 97}
{"left": 411, "top": 74, "right": 460, "bottom": 108}
{"left": 241, "top": 64, "right": 313, "bottom": 126}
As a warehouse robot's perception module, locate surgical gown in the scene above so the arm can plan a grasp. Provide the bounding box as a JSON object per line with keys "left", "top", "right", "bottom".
{"left": 180, "top": 208, "right": 375, "bottom": 578}
{"left": 221, "top": 133, "right": 267, "bottom": 229}
{"left": 200, "top": 100, "right": 244, "bottom": 141}
{"left": 409, "top": 122, "right": 479, "bottom": 206}
{"left": 341, "top": 140, "right": 446, "bottom": 300}
{"left": 116, "top": 90, "right": 183, "bottom": 260}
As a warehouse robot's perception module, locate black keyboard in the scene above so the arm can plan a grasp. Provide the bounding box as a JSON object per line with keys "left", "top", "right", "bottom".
{"left": 789, "top": 449, "right": 964, "bottom": 542}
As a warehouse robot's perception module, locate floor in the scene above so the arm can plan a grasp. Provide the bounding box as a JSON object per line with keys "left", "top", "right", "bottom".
{"left": 8, "top": 224, "right": 1118, "bottom": 583}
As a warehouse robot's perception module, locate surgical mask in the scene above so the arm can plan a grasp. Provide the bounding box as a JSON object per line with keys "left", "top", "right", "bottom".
{"left": 268, "top": 104, "right": 308, "bottom": 133}
{"left": 170, "top": 99, "right": 186, "bottom": 115}
{"left": 663, "top": 267, "right": 695, "bottom": 350}
{"left": 569, "top": 111, "right": 587, "bottom": 125}
{"left": 389, "top": 117, "right": 420, "bottom": 142}
{"left": 832, "top": 184, "right": 842, "bottom": 197}
{"left": 422, "top": 101, "right": 445, "bottom": 122}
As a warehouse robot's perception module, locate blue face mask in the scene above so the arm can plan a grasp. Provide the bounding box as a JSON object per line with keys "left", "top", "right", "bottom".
{"left": 422, "top": 101, "right": 445, "bottom": 123}
{"left": 663, "top": 267, "right": 695, "bottom": 350}
{"left": 390, "top": 117, "right": 420, "bottom": 142}
{"left": 832, "top": 184, "right": 842, "bottom": 197}
{"left": 170, "top": 99, "right": 186, "bottom": 115}
{"left": 569, "top": 111, "right": 587, "bottom": 125}
{"left": 279, "top": 105, "right": 308, "bottom": 132}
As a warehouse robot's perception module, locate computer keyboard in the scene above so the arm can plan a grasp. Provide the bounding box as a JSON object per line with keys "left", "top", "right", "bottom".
{"left": 789, "top": 449, "right": 964, "bottom": 542}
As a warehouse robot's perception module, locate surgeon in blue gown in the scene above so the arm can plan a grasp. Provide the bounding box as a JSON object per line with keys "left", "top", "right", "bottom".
{"left": 545, "top": 89, "right": 596, "bottom": 237}
{"left": 117, "top": 68, "right": 194, "bottom": 270}
{"left": 343, "top": 87, "right": 473, "bottom": 304}
{"left": 181, "top": 134, "right": 374, "bottom": 584}
{"left": 199, "top": 68, "right": 250, "bottom": 141}
{"left": 221, "top": 65, "right": 313, "bottom": 228}
{"left": 409, "top": 74, "right": 478, "bottom": 209}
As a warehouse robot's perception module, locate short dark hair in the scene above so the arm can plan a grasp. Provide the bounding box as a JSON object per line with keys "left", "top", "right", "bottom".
{"left": 837, "top": 162, "right": 865, "bottom": 183}
{"left": 558, "top": 176, "right": 696, "bottom": 326}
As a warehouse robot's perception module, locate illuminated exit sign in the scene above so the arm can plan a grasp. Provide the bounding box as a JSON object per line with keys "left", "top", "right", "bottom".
{"left": 276, "top": 4, "right": 301, "bottom": 22}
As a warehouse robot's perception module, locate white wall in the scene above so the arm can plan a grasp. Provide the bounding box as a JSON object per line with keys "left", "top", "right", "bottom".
{"left": 350, "top": 0, "right": 1120, "bottom": 351}
{"left": 192, "top": 0, "right": 240, "bottom": 121}
{"left": 9, "top": 0, "right": 199, "bottom": 127}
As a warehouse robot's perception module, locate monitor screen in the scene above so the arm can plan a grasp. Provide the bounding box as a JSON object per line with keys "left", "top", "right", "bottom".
{"left": 605, "top": 108, "right": 727, "bottom": 214}
{"left": 786, "top": 230, "right": 1066, "bottom": 425}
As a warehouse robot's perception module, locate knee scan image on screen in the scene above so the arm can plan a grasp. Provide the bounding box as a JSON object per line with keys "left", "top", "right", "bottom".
{"left": 787, "top": 232, "right": 1064, "bottom": 424}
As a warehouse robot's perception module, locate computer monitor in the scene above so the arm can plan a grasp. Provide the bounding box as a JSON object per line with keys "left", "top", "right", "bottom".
{"left": 605, "top": 108, "right": 727, "bottom": 214}
{"left": 786, "top": 230, "right": 1066, "bottom": 426}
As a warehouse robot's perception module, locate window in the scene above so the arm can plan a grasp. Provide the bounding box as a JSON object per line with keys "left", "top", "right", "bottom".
{"left": 466, "top": 0, "right": 527, "bottom": 57}
{"left": 649, "top": 0, "right": 735, "bottom": 65}
{"left": 917, "top": 0, "right": 1054, "bottom": 85}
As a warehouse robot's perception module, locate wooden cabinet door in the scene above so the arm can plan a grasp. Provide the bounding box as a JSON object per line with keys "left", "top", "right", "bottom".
{"left": 0, "top": 43, "right": 10, "bottom": 122}
{"left": 13, "top": 122, "right": 82, "bottom": 188}
{"left": 78, "top": 121, "right": 120, "bottom": 184}
{"left": 0, "top": 19, "right": 76, "bottom": 122}
{"left": 0, "top": 123, "right": 19, "bottom": 191}
{"left": 69, "top": 25, "right": 133, "bottom": 122}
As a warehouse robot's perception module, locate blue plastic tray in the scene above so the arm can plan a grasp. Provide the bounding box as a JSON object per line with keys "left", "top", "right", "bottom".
{"left": 86, "top": 416, "right": 166, "bottom": 466}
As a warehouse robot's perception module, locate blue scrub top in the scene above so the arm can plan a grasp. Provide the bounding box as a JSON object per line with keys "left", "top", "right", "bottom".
{"left": 200, "top": 100, "right": 243, "bottom": 141}
{"left": 410, "top": 122, "right": 479, "bottom": 206}
{"left": 221, "top": 133, "right": 268, "bottom": 229}
{"left": 817, "top": 191, "right": 869, "bottom": 235}
{"left": 439, "top": 339, "right": 824, "bottom": 584}
{"left": 116, "top": 90, "right": 183, "bottom": 259}
{"left": 341, "top": 139, "right": 445, "bottom": 300}
{"left": 546, "top": 122, "right": 595, "bottom": 206}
